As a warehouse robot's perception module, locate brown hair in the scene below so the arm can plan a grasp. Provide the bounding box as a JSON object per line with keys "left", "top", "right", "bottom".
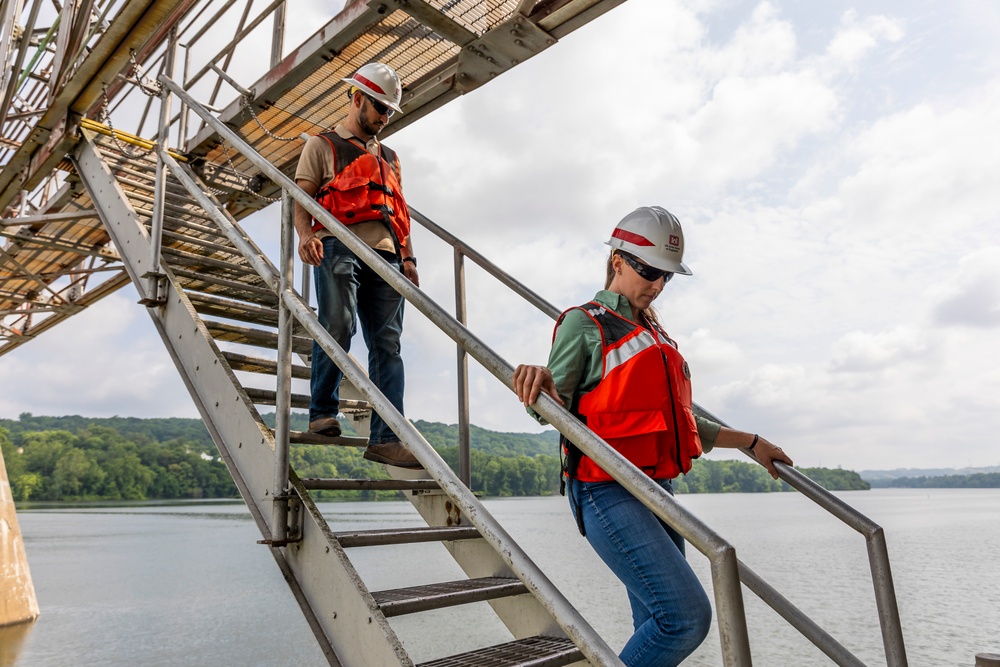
{"left": 605, "top": 251, "right": 661, "bottom": 328}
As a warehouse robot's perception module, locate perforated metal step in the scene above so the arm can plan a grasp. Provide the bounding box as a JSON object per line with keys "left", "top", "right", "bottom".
{"left": 335, "top": 525, "right": 481, "bottom": 548}
{"left": 417, "top": 636, "right": 582, "bottom": 667}
{"left": 373, "top": 577, "right": 528, "bottom": 617}
{"left": 300, "top": 478, "right": 441, "bottom": 492}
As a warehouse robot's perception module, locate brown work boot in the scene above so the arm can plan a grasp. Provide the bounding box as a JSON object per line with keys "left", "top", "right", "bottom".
{"left": 363, "top": 441, "right": 422, "bottom": 469}
{"left": 308, "top": 417, "right": 342, "bottom": 438}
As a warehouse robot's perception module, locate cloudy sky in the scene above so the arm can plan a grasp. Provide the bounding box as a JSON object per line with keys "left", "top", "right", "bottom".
{"left": 2, "top": 0, "right": 999, "bottom": 472}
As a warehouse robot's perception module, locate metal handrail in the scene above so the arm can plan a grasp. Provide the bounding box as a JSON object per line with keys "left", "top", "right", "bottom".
{"left": 155, "top": 141, "right": 625, "bottom": 665}
{"left": 159, "top": 73, "right": 905, "bottom": 666}
{"left": 411, "top": 197, "right": 905, "bottom": 664}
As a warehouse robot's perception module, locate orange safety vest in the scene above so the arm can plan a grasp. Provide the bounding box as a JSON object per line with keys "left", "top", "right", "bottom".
{"left": 559, "top": 302, "right": 703, "bottom": 483}
{"left": 312, "top": 132, "right": 410, "bottom": 248}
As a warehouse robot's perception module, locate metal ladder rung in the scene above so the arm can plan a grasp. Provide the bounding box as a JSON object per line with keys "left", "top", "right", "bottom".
{"left": 222, "top": 351, "right": 309, "bottom": 378}
{"left": 416, "top": 636, "right": 582, "bottom": 667}
{"left": 300, "top": 478, "right": 440, "bottom": 491}
{"left": 286, "top": 431, "right": 369, "bottom": 446}
{"left": 206, "top": 321, "right": 311, "bottom": 355}
{"left": 373, "top": 577, "right": 529, "bottom": 618}
{"left": 335, "top": 525, "right": 481, "bottom": 548}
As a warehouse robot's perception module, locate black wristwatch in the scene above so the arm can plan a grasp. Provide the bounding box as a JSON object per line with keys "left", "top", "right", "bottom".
{"left": 402, "top": 256, "right": 417, "bottom": 267}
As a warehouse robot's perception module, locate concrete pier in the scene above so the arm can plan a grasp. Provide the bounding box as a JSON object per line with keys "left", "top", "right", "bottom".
{"left": 0, "top": 447, "right": 39, "bottom": 627}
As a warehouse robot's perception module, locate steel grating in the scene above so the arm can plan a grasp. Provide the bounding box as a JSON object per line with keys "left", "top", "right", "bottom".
{"left": 416, "top": 636, "right": 582, "bottom": 667}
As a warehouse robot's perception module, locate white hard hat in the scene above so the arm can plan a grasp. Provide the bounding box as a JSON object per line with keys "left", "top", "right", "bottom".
{"left": 342, "top": 62, "right": 403, "bottom": 113}
{"left": 606, "top": 206, "right": 692, "bottom": 275}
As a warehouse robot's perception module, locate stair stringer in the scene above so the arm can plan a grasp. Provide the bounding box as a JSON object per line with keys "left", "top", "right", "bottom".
{"left": 72, "top": 130, "right": 415, "bottom": 667}
{"left": 396, "top": 476, "right": 587, "bottom": 665}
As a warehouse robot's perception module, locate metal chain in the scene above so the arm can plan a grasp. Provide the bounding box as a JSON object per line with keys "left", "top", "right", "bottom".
{"left": 217, "top": 138, "right": 280, "bottom": 203}
{"left": 129, "top": 50, "right": 163, "bottom": 97}
{"left": 98, "top": 88, "right": 153, "bottom": 158}
{"left": 241, "top": 92, "right": 301, "bottom": 142}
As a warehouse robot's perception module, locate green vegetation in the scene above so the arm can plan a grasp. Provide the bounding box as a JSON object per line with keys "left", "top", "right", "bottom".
{"left": 2, "top": 413, "right": 873, "bottom": 501}
{"left": 0, "top": 416, "right": 234, "bottom": 502}
{"left": 869, "top": 473, "right": 1000, "bottom": 488}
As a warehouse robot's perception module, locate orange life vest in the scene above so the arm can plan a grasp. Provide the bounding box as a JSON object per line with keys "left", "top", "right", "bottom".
{"left": 559, "top": 302, "right": 703, "bottom": 482}
{"left": 312, "top": 132, "right": 410, "bottom": 248}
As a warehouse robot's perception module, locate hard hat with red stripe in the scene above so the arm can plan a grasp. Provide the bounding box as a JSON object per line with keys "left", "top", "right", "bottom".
{"left": 606, "top": 206, "right": 692, "bottom": 275}
{"left": 342, "top": 62, "right": 403, "bottom": 113}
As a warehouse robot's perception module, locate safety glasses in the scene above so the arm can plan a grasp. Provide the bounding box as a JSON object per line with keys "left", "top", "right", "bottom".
{"left": 619, "top": 251, "right": 673, "bottom": 283}
{"left": 364, "top": 93, "right": 395, "bottom": 118}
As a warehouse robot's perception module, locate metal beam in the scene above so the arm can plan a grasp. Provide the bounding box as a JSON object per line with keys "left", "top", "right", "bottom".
{"left": 0, "top": 209, "right": 97, "bottom": 225}
{"left": 0, "top": 0, "right": 191, "bottom": 213}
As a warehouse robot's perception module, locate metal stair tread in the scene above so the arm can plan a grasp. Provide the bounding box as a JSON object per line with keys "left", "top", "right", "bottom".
{"left": 223, "top": 351, "right": 310, "bottom": 379}
{"left": 243, "top": 388, "right": 369, "bottom": 412}
{"left": 187, "top": 292, "right": 280, "bottom": 326}
{"left": 285, "top": 430, "right": 368, "bottom": 446}
{"left": 334, "top": 525, "right": 481, "bottom": 548}
{"left": 416, "top": 636, "right": 582, "bottom": 667}
{"left": 372, "top": 576, "right": 529, "bottom": 617}
{"left": 206, "top": 321, "right": 311, "bottom": 354}
{"left": 300, "top": 478, "right": 441, "bottom": 491}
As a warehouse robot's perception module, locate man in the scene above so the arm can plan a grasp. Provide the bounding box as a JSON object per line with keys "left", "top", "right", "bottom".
{"left": 293, "top": 62, "right": 420, "bottom": 468}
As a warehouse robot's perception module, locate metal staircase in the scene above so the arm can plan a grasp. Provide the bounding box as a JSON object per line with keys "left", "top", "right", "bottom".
{"left": 71, "top": 126, "right": 608, "bottom": 666}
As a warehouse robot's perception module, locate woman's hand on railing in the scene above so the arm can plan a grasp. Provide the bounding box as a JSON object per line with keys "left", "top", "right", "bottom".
{"left": 513, "top": 364, "right": 564, "bottom": 408}
{"left": 751, "top": 435, "right": 794, "bottom": 479}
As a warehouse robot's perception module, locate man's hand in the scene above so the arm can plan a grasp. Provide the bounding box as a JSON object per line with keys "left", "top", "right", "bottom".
{"left": 402, "top": 260, "right": 419, "bottom": 287}
{"left": 298, "top": 233, "right": 324, "bottom": 266}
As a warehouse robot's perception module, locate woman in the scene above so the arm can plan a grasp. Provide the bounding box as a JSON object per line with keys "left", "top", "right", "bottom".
{"left": 514, "top": 206, "right": 793, "bottom": 667}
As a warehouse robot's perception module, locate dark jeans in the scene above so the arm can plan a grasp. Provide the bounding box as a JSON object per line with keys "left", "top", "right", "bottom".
{"left": 310, "top": 237, "right": 404, "bottom": 445}
{"left": 568, "top": 478, "right": 712, "bottom": 666}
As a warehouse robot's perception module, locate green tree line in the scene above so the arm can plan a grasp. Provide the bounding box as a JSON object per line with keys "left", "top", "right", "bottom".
{"left": 1, "top": 424, "right": 235, "bottom": 501}
{"left": 869, "top": 473, "right": 1000, "bottom": 488}
{"left": 2, "top": 414, "right": 872, "bottom": 501}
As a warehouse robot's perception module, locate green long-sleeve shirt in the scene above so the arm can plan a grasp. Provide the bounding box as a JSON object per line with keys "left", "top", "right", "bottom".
{"left": 530, "top": 290, "right": 721, "bottom": 451}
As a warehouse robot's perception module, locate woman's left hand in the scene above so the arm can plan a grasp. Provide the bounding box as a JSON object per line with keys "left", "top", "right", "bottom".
{"left": 752, "top": 436, "right": 793, "bottom": 479}
{"left": 513, "top": 364, "right": 564, "bottom": 407}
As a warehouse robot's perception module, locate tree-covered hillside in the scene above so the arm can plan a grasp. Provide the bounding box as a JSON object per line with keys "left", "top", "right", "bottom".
{"left": 2, "top": 414, "right": 874, "bottom": 500}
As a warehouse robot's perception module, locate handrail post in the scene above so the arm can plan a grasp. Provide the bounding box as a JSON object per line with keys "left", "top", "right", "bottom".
{"left": 271, "top": 189, "right": 295, "bottom": 543}
{"left": 454, "top": 247, "right": 471, "bottom": 486}
{"left": 868, "top": 528, "right": 907, "bottom": 666}
{"left": 140, "top": 26, "right": 176, "bottom": 307}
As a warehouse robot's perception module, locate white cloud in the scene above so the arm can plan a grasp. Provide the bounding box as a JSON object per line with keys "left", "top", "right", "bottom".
{"left": 928, "top": 247, "right": 1000, "bottom": 328}
{"left": 826, "top": 10, "right": 904, "bottom": 67}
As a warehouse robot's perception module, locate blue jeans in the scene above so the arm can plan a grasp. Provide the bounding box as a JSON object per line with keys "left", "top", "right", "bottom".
{"left": 310, "top": 236, "right": 405, "bottom": 445}
{"left": 568, "top": 478, "right": 712, "bottom": 667}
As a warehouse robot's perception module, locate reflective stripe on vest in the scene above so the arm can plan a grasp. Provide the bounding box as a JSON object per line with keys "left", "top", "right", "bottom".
{"left": 557, "top": 302, "right": 703, "bottom": 482}
{"left": 312, "top": 132, "right": 411, "bottom": 245}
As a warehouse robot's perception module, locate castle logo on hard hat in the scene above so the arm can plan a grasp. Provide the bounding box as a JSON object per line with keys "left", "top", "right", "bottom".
{"left": 668, "top": 235, "right": 680, "bottom": 248}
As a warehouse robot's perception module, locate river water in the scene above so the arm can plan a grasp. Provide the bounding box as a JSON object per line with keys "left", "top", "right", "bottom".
{"left": 6, "top": 488, "right": 999, "bottom": 666}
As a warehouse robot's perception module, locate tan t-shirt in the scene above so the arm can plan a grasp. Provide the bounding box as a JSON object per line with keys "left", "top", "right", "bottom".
{"left": 295, "top": 125, "right": 397, "bottom": 253}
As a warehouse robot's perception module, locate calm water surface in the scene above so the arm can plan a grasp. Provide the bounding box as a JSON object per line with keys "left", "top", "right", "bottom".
{"left": 8, "top": 489, "right": 1000, "bottom": 666}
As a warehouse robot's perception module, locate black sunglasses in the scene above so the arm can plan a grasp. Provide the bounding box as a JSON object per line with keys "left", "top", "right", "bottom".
{"left": 363, "top": 93, "right": 394, "bottom": 118}
{"left": 618, "top": 251, "right": 673, "bottom": 283}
